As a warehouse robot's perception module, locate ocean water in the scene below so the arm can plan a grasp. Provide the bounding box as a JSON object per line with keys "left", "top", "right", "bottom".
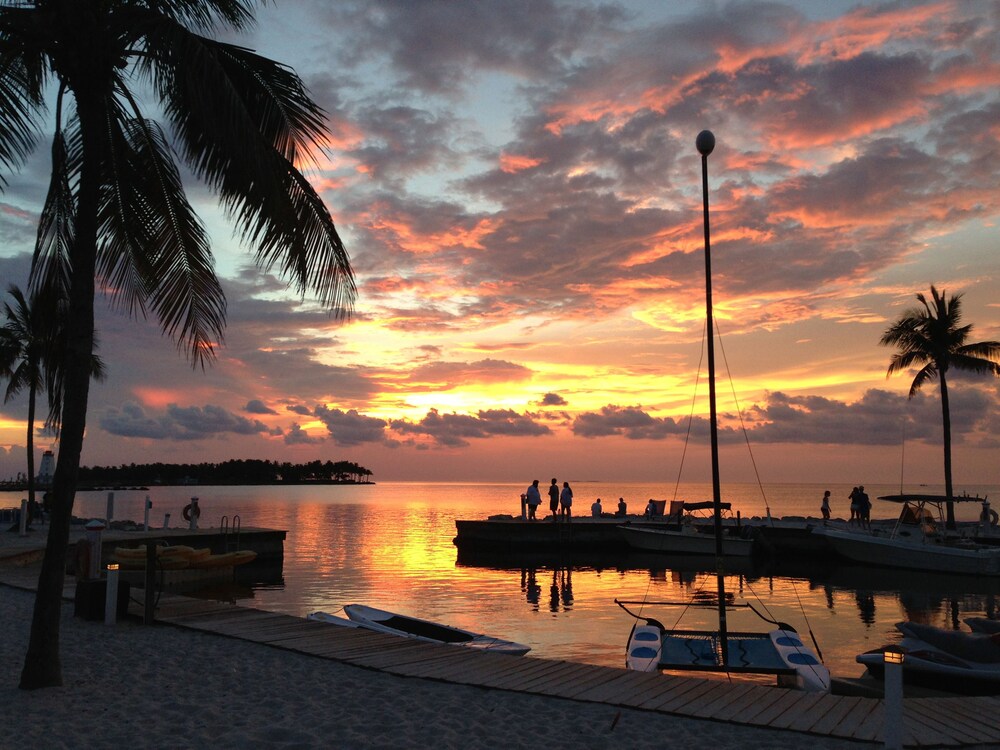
{"left": 9, "top": 480, "right": 1000, "bottom": 680}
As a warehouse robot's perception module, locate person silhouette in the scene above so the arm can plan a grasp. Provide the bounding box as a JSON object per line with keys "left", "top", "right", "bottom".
{"left": 560, "top": 481, "right": 573, "bottom": 521}
{"left": 548, "top": 478, "right": 560, "bottom": 521}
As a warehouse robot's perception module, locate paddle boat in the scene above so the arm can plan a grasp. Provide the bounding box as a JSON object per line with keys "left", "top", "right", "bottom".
{"left": 857, "top": 621, "right": 1000, "bottom": 695}
{"left": 310, "top": 604, "right": 531, "bottom": 655}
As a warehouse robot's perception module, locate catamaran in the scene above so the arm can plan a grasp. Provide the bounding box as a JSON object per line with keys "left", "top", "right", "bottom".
{"left": 615, "top": 131, "right": 829, "bottom": 693}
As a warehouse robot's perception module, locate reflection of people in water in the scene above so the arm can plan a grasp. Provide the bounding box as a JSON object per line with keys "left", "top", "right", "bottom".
{"left": 855, "top": 590, "right": 876, "bottom": 625}
{"left": 520, "top": 568, "right": 541, "bottom": 608}
{"left": 560, "top": 568, "right": 573, "bottom": 607}
{"left": 546, "top": 568, "right": 575, "bottom": 611}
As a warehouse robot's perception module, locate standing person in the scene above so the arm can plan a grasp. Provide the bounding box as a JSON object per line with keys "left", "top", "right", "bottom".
{"left": 591, "top": 497, "right": 602, "bottom": 517}
{"left": 548, "top": 478, "right": 560, "bottom": 522}
{"left": 848, "top": 487, "right": 860, "bottom": 526}
{"left": 820, "top": 490, "right": 831, "bottom": 522}
{"left": 560, "top": 481, "right": 573, "bottom": 521}
{"left": 524, "top": 480, "right": 542, "bottom": 521}
{"left": 858, "top": 486, "right": 871, "bottom": 529}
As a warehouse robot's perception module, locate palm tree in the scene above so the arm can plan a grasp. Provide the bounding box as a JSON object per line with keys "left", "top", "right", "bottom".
{"left": 0, "top": 285, "right": 50, "bottom": 518}
{"left": 0, "top": 284, "right": 105, "bottom": 521}
{"left": 0, "top": 1, "right": 355, "bottom": 689}
{"left": 880, "top": 286, "right": 1000, "bottom": 529}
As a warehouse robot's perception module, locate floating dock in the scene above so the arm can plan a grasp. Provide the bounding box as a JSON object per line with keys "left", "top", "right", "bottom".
{"left": 453, "top": 515, "right": 840, "bottom": 558}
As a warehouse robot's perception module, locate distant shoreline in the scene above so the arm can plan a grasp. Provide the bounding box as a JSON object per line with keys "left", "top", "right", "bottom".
{"left": 0, "top": 479, "right": 375, "bottom": 493}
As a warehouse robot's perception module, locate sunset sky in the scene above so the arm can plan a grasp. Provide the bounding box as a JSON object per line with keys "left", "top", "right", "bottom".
{"left": 1, "top": 0, "right": 999, "bottom": 485}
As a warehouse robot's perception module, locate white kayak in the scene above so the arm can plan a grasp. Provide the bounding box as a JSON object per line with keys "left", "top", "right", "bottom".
{"left": 319, "top": 604, "right": 531, "bottom": 655}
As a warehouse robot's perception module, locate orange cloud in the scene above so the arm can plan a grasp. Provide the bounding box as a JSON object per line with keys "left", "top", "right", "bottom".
{"left": 133, "top": 387, "right": 189, "bottom": 409}
{"left": 500, "top": 152, "right": 544, "bottom": 173}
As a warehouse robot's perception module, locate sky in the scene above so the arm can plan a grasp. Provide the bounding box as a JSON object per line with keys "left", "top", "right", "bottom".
{"left": 1, "top": 0, "right": 999, "bottom": 486}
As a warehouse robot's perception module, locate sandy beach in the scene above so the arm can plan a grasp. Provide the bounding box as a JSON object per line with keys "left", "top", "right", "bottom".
{"left": 0, "top": 583, "right": 872, "bottom": 749}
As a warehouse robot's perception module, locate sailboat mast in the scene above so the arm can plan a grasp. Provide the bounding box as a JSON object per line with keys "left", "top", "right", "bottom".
{"left": 697, "top": 129, "right": 729, "bottom": 666}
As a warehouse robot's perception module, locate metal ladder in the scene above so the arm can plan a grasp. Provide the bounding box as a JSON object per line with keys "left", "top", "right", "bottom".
{"left": 220, "top": 514, "right": 242, "bottom": 551}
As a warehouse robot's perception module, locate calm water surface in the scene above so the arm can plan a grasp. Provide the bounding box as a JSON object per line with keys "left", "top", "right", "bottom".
{"left": 29, "top": 481, "right": 1000, "bottom": 680}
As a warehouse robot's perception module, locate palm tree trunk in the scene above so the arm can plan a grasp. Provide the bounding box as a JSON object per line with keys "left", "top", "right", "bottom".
{"left": 25, "top": 381, "right": 36, "bottom": 513}
{"left": 19, "top": 88, "right": 101, "bottom": 691}
{"left": 940, "top": 372, "right": 956, "bottom": 529}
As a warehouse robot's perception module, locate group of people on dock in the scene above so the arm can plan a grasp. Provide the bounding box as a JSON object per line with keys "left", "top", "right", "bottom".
{"left": 820, "top": 486, "right": 871, "bottom": 527}
{"left": 521, "top": 481, "right": 631, "bottom": 522}
{"left": 521, "top": 479, "right": 573, "bottom": 521}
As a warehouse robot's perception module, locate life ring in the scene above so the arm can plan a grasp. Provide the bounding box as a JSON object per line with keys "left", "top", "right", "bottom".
{"left": 182, "top": 503, "right": 201, "bottom": 521}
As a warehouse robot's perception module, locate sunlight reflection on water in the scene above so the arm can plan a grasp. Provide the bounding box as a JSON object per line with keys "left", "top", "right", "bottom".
{"left": 55, "top": 480, "right": 1000, "bottom": 679}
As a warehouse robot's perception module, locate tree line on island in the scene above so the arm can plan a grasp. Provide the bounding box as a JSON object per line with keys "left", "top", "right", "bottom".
{"left": 77, "top": 459, "right": 373, "bottom": 487}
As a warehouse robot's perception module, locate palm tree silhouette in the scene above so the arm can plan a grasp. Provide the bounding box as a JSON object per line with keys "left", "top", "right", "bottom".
{"left": 0, "top": 286, "right": 53, "bottom": 519}
{"left": 880, "top": 286, "right": 1000, "bottom": 529}
{"left": 1, "top": 1, "right": 355, "bottom": 688}
{"left": 0, "top": 285, "right": 105, "bottom": 522}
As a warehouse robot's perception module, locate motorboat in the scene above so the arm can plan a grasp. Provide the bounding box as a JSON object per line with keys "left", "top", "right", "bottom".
{"left": 813, "top": 494, "right": 1000, "bottom": 576}
{"left": 857, "top": 621, "right": 1000, "bottom": 695}
{"left": 618, "top": 501, "right": 755, "bottom": 556}
{"left": 313, "top": 604, "right": 531, "bottom": 655}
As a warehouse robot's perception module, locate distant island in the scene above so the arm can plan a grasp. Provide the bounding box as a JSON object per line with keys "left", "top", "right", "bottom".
{"left": 1, "top": 459, "right": 374, "bottom": 491}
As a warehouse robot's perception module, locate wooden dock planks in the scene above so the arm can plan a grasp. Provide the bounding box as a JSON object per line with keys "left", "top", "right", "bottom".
{"left": 93, "top": 591, "right": 1000, "bottom": 748}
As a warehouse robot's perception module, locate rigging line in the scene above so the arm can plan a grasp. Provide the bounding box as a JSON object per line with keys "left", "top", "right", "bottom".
{"left": 672, "top": 319, "right": 708, "bottom": 503}
{"left": 899, "top": 417, "right": 906, "bottom": 494}
{"left": 667, "top": 569, "right": 716, "bottom": 633}
{"left": 713, "top": 318, "right": 771, "bottom": 520}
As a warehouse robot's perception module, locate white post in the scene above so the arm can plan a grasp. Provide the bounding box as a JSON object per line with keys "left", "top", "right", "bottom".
{"left": 188, "top": 497, "right": 200, "bottom": 530}
{"left": 105, "top": 564, "right": 119, "bottom": 625}
{"left": 883, "top": 649, "right": 904, "bottom": 749}
{"left": 106, "top": 491, "right": 114, "bottom": 523}
{"left": 143, "top": 495, "right": 152, "bottom": 531}
{"left": 163, "top": 512, "right": 171, "bottom": 529}
{"left": 19, "top": 498, "right": 28, "bottom": 536}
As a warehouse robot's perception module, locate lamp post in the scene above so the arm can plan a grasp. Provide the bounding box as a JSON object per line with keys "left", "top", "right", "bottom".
{"left": 697, "top": 129, "right": 728, "bottom": 665}
{"left": 105, "top": 563, "right": 120, "bottom": 625}
{"left": 883, "top": 647, "right": 905, "bottom": 749}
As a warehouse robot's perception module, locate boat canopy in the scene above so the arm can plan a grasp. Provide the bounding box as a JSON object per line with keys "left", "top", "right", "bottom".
{"left": 877, "top": 494, "right": 988, "bottom": 504}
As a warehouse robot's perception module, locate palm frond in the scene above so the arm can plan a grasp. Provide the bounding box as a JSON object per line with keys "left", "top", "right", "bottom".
{"left": 31, "top": 88, "right": 75, "bottom": 300}
{"left": 136, "top": 21, "right": 355, "bottom": 312}
{"left": 96, "top": 88, "right": 225, "bottom": 365}
{"left": 908, "top": 363, "right": 937, "bottom": 398}
{"left": 0, "top": 30, "right": 46, "bottom": 184}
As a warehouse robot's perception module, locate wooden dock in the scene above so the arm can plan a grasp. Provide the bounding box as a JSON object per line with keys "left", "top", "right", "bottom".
{"left": 128, "top": 593, "right": 1000, "bottom": 747}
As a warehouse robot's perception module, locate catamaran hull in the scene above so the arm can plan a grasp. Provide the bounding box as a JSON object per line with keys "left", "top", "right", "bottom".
{"left": 625, "top": 624, "right": 829, "bottom": 692}
{"left": 814, "top": 528, "right": 1000, "bottom": 576}
{"left": 618, "top": 525, "right": 754, "bottom": 556}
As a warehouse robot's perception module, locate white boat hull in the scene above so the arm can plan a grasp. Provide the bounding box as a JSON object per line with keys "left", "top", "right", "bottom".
{"left": 619, "top": 524, "right": 754, "bottom": 556}
{"left": 342, "top": 604, "right": 531, "bottom": 655}
{"left": 814, "top": 527, "right": 1000, "bottom": 575}
{"left": 857, "top": 622, "right": 1000, "bottom": 695}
